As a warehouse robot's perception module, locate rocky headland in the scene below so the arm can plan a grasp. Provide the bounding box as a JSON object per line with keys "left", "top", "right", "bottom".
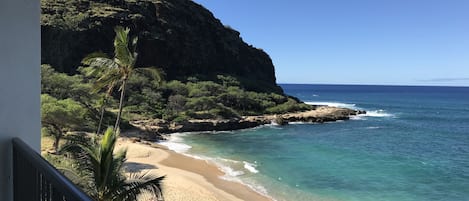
{"left": 131, "top": 106, "right": 366, "bottom": 139}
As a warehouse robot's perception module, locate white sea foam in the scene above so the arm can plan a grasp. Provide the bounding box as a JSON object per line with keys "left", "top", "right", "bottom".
{"left": 364, "top": 110, "right": 394, "bottom": 117}
{"left": 241, "top": 180, "right": 272, "bottom": 200}
{"left": 219, "top": 165, "right": 245, "bottom": 177}
{"left": 265, "top": 122, "right": 285, "bottom": 129}
{"left": 218, "top": 157, "right": 242, "bottom": 163}
{"left": 305, "top": 101, "right": 357, "bottom": 109}
{"left": 350, "top": 115, "right": 365, "bottom": 120}
{"left": 366, "top": 126, "right": 381, "bottom": 129}
{"left": 157, "top": 133, "right": 274, "bottom": 200}
{"left": 304, "top": 101, "right": 396, "bottom": 120}
{"left": 218, "top": 175, "right": 274, "bottom": 200}
{"left": 159, "top": 141, "right": 192, "bottom": 153}
{"left": 350, "top": 109, "right": 394, "bottom": 120}
{"left": 160, "top": 142, "right": 247, "bottom": 178}
{"left": 289, "top": 122, "right": 309, "bottom": 125}
{"left": 243, "top": 161, "right": 259, "bottom": 173}
{"left": 158, "top": 134, "right": 192, "bottom": 153}
{"left": 204, "top": 130, "right": 236, "bottom": 135}
{"left": 194, "top": 157, "right": 269, "bottom": 198}
{"left": 158, "top": 132, "right": 277, "bottom": 201}
{"left": 270, "top": 121, "right": 279, "bottom": 126}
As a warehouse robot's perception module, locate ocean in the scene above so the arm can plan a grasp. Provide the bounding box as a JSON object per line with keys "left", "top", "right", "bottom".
{"left": 160, "top": 84, "right": 469, "bottom": 201}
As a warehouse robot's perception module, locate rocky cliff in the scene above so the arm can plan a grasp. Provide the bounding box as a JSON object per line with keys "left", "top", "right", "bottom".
{"left": 41, "top": 0, "right": 283, "bottom": 93}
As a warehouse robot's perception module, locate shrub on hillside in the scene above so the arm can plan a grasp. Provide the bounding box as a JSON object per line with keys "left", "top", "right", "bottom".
{"left": 266, "top": 98, "right": 314, "bottom": 114}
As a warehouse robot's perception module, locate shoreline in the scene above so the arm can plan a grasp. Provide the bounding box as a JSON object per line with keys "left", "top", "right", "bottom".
{"left": 118, "top": 138, "right": 273, "bottom": 201}
{"left": 119, "top": 106, "right": 366, "bottom": 200}
{"left": 131, "top": 106, "right": 366, "bottom": 138}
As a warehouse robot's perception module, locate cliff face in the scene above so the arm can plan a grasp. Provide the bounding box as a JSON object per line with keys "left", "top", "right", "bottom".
{"left": 41, "top": 0, "right": 282, "bottom": 93}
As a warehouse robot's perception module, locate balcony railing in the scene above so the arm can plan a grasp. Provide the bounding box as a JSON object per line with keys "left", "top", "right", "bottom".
{"left": 12, "top": 138, "right": 94, "bottom": 201}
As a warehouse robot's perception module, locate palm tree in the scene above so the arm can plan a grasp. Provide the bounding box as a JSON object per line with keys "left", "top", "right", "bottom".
{"left": 61, "top": 128, "right": 165, "bottom": 201}
{"left": 82, "top": 26, "right": 163, "bottom": 131}
{"left": 79, "top": 64, "right": 119, "bottom": 134}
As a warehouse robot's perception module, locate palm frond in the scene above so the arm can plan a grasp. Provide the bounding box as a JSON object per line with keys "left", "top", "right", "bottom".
{"left": 93, "top": 67, "right": 121, "bottom": 93}
{"left": 98, "top": 128, "right": 118, "bottom": 190}
{"left": 93, "top": 78, "right": 118, "bottom": 94}
{"left": 114, "top": 172, "right": 165, "bottom": 201}
{"left": 78, "top": 66, "right": 99, "bottom": 78}
{"left": 131, "top": 36, "right": 138, "bottom": 54}
{"left": 57, "top": 140, "right": 100, "bottom": 197}
{"left": 135, "top": 67, "right": 165, "bottom": 84}
{"left": 113, "top": 26, "right": 136, "bottom": 68}
{"left": 57, "top": 166, "right": 93, "bottom": 187}
{"left": 60, "top": 134, "right": 104, "bottom": 190}
{"left": 81, "top": 51, "right": 121, "bottom": 96}
{"left": 82, "top": 52, "right": 109, "bottom": 64}
{"left": 82, "top": 52, "right": 117, "bottom": 71}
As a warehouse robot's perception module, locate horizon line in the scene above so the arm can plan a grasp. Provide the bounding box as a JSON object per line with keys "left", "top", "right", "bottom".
{"left": 277, "top": 82, "right": 469, "bottom": 88}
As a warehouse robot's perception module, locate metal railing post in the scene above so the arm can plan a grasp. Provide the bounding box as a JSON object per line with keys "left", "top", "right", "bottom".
{"left": 12, "top": 138, "right": 94, "bottom": 201}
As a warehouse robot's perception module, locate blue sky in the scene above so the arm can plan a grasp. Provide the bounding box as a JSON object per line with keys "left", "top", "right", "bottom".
{"left": 193, "top": 0, "right": 469, "bottom": 86}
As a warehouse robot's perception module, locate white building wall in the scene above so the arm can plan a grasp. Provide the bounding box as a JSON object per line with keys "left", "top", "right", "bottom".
{"left": 0, "top": 0, "right": 41, "bottom": 200}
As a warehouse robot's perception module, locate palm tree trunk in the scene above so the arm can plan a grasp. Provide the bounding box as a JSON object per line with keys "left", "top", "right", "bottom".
{"left": 52, "top": 125, "right": 63, "bottom": 153}
{"left": 114, "top": 79, "right": 127, "bottom": 130}
{"left": 53, "top": 134, "right": 61, "bottom": 154}
{"left": 96, "top": 97, "right": 107, "bottom": 134}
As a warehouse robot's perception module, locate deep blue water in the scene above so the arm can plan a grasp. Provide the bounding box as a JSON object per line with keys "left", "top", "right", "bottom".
{"left": 162, "top": 84, "right": 469, "bottom": 201}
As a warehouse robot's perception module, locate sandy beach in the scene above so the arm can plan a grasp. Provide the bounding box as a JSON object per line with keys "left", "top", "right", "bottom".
{"left": 117, "top": 138, "right": 272, "bottom": 201}
{"left": 117, "top": 106, "right": 364, "bottom": 201}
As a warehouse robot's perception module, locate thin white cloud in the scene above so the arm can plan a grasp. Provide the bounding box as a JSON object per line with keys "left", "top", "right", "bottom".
{"left": 418, "top": 78, "right": 469, "bottom": 82}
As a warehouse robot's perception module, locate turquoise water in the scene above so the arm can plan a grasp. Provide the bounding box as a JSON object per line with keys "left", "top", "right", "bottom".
{"left": 161, "top": 84, "right": 469, "bottom": 201}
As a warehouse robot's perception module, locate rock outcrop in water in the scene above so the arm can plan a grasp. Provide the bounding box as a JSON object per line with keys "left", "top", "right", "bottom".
{"left": 41, "top": 0, "right": 282, "bottom": 93}
{"left": 131, "top": 106, "right": 366, "bottom": 134}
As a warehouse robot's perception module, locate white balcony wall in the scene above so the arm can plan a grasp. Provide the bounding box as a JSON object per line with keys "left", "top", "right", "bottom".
{"left": 0, "top": 0, "right": 41, "bottom": 200}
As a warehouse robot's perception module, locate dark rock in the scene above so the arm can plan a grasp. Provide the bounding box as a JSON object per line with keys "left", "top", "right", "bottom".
{"left": 130, "top": 106, "right": 365, "bottom": 134}
{"left": 273, "top": 115, "right": 288, "bottom": 125}
{"left": 168, "top": 119, "right": 261, "bottom": 133}
{"left": 41, "top": 0, "right": 283, "bottom": 93}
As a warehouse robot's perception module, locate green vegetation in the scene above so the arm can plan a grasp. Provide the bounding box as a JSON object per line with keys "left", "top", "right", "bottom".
{"left": 41, "top": 94, "right": 89, "bottom": 153}
{"left": 52, "top": 128, "right": 164, "bottom": 201}
{"left": 41, "top": 62, "right": 312, "bottom": 132}
{"left": 159, "top": 79, "right": 313, "bottom": 121}
{"left": 82, "top": 26, "right": 163, "bottom": 131}
{"left": 40, "top": 26, "right": 312, "bottom": 148}
{"left": 41, "top": 64, "right": 117, "bottom": 132}
{"left": 40, "top": 26, "right": 312, "bottom": 199}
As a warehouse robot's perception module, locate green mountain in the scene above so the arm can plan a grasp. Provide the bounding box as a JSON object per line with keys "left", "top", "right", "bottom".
{"left": 41, "top": 0, "right": 283, "bottom": 93}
